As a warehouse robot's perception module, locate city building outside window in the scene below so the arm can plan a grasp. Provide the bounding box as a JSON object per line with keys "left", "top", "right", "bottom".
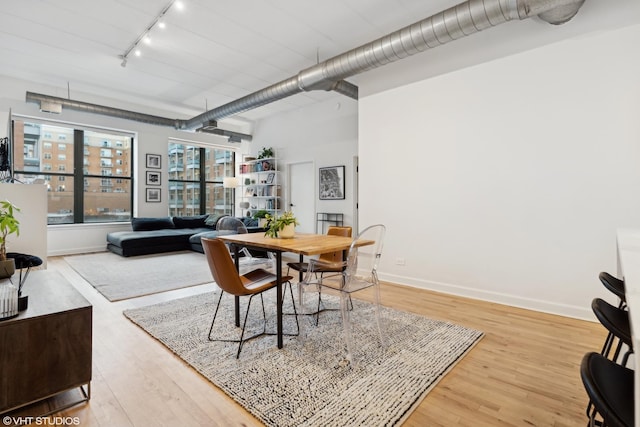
{"left": 12, "top": 118, "right": 133, "bottom": 224}
{"left": 167, "top": 141, "right": 235, "bottom": 217}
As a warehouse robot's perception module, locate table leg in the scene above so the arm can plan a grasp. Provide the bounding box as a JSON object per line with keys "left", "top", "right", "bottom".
{"left": 298, "top": 253, "right": 304, "bottom": 282}
{"left": 276, "top": 251, "right": 283, "bottom": 349}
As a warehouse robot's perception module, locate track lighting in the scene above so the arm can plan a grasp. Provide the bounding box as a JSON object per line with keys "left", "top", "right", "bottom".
{"left": 119, "top": 0, "right": 182, "bottom": 66}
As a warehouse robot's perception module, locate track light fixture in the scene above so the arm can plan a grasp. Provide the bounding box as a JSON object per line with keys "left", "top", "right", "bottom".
{"left": 119, "top": 0, "right": 182, "bottom": 67}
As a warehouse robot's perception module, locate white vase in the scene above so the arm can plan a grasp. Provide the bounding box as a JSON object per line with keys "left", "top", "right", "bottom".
{"left": 0, "top": 278, "right": 18, "bottom": 320}
{"left": 279, "top": 223, "right": 295, "bottom": 239}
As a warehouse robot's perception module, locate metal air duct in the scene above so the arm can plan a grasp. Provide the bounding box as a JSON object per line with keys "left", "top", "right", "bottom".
{"left": 183, "top": 0, "right": 585, "bottom": 129}
{"left": 25, "top": 91, "right": 179, "bottom": 128}
{"left": 27, "top": 0, "right": 586, "bottom": 132}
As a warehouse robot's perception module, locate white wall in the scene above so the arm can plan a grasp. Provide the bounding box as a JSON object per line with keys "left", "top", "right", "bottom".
{"left": 0, "top": 76, "right": 238, "bottom": 255}
{"left": 0, "top": 183, "right": 48, "bottom": 266}
{"left": 359, "top": 24, "right": 640, "bottom": 320}
{"left": 251, "top": 96, "right": 358, "bottom": 226}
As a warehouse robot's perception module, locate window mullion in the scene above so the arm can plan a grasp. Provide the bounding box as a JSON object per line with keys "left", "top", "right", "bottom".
{"left": 73, "top": 129, "right": 84, "bottom": 223}
{"left": 199, "top": 147, "right": 206, "bottom": 213}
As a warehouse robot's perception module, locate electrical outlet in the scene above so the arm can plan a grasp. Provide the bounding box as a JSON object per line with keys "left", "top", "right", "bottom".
{"left": 395, "top": 257, "right": 406, "bottom": 266}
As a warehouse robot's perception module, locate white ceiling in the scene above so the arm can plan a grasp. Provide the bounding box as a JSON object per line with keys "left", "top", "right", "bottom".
{"left": 1, "top": 0, "right": 639, "bottom": 125}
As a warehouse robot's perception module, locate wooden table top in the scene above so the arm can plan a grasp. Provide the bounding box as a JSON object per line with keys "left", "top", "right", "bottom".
{"left": 217, "top": 232, "right": 370, "bottom": 256}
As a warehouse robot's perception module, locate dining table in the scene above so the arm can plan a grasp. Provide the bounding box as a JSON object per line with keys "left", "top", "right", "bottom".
{"left": 216, "top": 232, "right": 369, "bottom": 349}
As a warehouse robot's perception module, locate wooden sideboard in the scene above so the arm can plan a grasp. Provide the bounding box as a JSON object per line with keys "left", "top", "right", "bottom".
{"left": 0, "top": 270, "right": 92, "bottom": 414}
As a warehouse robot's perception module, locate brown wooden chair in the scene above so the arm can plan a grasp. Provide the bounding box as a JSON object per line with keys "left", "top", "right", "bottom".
{"left": 287, "top": 226, "right": 352, "bottom": 322}
{"left": 202, "top": 237, "right": 298, "bottom": 358}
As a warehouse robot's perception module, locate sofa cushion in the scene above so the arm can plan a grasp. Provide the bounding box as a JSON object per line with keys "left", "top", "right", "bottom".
{"left": 172, "top": 215, "right": 209, "bottom": 229}
{"left": 205, "top": 213, "right": 228, "bottom": 228}
{"left": 131, "top": 217, "right": 175, "bottom": 231}
{"left": 241, "top": 217, "right": 259, "bottom": 227}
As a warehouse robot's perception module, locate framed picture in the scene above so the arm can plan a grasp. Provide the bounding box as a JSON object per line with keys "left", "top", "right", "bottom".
{"left": 146, "top": 153, "right": 161, "bottom": 169}
{"left": 319, "top": 166, "right": 345, "bottom": 200}
{"left": 266, "top": 172, "right": 275, "bottom": 184}
{"left": 146, "top": 188, "right": 161, "bottom": 203}
{"left": 146, "top": 170, "right": 161, "bottom": 186}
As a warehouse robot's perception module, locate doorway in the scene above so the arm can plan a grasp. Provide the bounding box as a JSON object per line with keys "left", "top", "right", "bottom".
{"left": 288, "top": 161, "right": 315, "bottom": 233}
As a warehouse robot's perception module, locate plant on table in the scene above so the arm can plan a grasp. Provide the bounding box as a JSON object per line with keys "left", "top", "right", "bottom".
{"left": 264, "top": 211, "right": 298, "bottom": 238}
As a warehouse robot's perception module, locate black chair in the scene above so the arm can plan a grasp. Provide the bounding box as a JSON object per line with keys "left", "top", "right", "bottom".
{"left": 599, "top": 272, "right": 626, "bottom": 309}
{"left": 591, "top": 298, "right": 633, "bottom": 366}
{"left": 581, "top": 352, "right": 634, "bottom": 427}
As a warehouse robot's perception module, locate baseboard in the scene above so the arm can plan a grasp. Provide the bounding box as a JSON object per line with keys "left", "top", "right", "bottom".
{"left": 379, "top": 272, "right": 595, "bottom": 322}
{"left": 48, "top": 245, "right": 108, "bottom": 257}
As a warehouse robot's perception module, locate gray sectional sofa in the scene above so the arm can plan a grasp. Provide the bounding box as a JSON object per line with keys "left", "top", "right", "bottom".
{"left": 106, "top": 215, "right": 262, "bottom": 257}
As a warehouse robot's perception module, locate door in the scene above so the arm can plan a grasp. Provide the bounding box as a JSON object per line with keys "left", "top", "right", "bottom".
{"left": 288, "top": 161, "right": 315, "bottom": 234}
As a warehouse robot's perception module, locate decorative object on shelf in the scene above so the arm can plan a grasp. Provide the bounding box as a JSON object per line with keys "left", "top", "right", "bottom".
{"left": 266, "top": 172, "right": 275, "bottom": 184}
{"left": 146, "top": 153, "right": 161, "bottom": 169}
{"left": 146, "top": 188, "right": 161, "bottom": 203}
{"left": 264, "top": 211, "right": 298, "bottom": 239}
{"left": 319, "top": 165, "right": 345, "bottom": 200}
{"left": 257, "top": 147, "right": 274, "bottom": 159}
{"left": 0, "top": 200, "right": 20, "bottom": 279}
{"left": 239, "top": 201, "right": 251, "bottom": 217}
{"left": 146, "top": 170, "right": 161, "bottom": 186}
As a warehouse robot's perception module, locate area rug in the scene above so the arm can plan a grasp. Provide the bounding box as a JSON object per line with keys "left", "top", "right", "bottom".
{"left": 64, "top": 251, "right": 213, "bottom": 301}
{"left": 124, "top": 291, "right": 483, "bottom": 426}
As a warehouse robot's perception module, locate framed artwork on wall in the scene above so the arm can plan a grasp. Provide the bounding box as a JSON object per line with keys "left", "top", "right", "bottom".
{"left": 146, "top": 188, "right": 161, "bottom": 203}
{"left": 146, "top": 153, "right": 161, "bottom": 169}
{"left": 146, "top": 170, "right": 161, "bottom": 186}
{"left": 319, "top": 166, "right": 345, "bottom": 200}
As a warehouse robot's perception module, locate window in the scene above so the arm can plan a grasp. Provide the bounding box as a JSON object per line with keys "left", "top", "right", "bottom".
{"left": 12, "top": 119, "right": 133, "bottom": 224}
{"left": 167, "top": 141, "right": 235, "bottom": 217}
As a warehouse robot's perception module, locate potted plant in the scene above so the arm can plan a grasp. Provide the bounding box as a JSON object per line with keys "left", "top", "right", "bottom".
{"left": 0, "top": 200, "right": 20, "bottom": 278}
{"left": 264, "top": 211, "right": 299, "bottom": 239}
{"left": 253, "top": 210, "right": 270, "bottom": 227}
{"left": 257, "top": 147, "right": 274, "bottom": 159}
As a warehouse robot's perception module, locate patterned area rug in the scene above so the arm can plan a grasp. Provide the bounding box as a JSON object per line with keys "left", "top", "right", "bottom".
{"left": 124, "top": 290, "right": 483, "bottom": 426}
{"left": 65, "top": 251, "right": 213, "bottom": 301}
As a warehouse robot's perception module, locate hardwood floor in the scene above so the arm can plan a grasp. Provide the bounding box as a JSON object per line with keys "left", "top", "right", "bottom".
{"left": 6, "top": 256, "right": 604, "bottom": 426}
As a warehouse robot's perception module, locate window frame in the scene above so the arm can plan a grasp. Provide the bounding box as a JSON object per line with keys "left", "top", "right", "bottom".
{"left": 11, "top": 116, "right": 134, "bottom": 225}
{"left": 167, "top": 139, "right": 236, "bottom": 217}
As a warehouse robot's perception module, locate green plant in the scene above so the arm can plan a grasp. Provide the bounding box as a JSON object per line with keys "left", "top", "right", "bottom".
{"left": 257, "top": 147, "right": 274, "bottom": 159}
{"left": 264, "top": 211, "right": 299, "bottom": 238}
{"left": 0, "top": 200, "right": 20, "bottom": 261}
{"left": 252, "top": 210, "right": 269, "bottom": 219}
